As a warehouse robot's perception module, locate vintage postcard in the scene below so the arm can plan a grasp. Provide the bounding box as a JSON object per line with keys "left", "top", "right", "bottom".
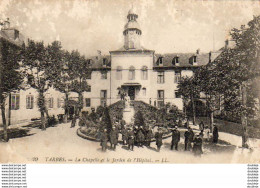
{"left": 0, "top": 0, "right": 259, "bottom": 163}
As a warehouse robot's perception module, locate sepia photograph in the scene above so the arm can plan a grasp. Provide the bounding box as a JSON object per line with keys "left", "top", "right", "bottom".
{"left": 0, "top": 0, "right": 259, "bottom": 163}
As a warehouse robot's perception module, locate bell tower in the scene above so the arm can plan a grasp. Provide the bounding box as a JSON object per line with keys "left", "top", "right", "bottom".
{"left": 123, "top": 7, "right": 142, "bottom": 50}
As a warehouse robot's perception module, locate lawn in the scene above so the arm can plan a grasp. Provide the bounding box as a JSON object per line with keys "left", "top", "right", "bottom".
{"left": 196, "top": 117, "right": 260, "bottom": 139}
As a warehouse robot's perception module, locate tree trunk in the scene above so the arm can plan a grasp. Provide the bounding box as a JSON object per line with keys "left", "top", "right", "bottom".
{"left": 41, "top": 111, "right": 46, "bottom": 130}
{"left": 210, "top": 111, "right": 214, "bottom": 132}
{"left": 78, "top": 92, "right": 83, "bottom": 114}
{"left": 241, "top": 83, "right": 249, "bottom": 148}
{"left": 8, "top": 93, "right": 11, "bottom": 126}
{"left": 1, "top": 102, "right": 8, "bottom": 142}
{"left": 191, "top": 96, "right": 196, "bottom": 125}
{"left": 39, "top": 90, "right": 46, "bottom": 130}
{"left": 64, "top": 92, "right": 69, "bottom": 123}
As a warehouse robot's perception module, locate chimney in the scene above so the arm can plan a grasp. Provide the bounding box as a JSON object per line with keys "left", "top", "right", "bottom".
{"left": 196, "top": 48, "right": 200, "bottom": 55}
{"left": 97, "top": 50, "right": 102, "bottom": 61}
{"left": 225, "top": 40, "right": 229, "bottom": 49}
{"left": 3, "top": 18, "right": 10, "bottom": 29}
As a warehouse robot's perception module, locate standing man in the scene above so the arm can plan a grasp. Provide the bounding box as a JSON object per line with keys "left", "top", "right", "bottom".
{"left": 146, "top": 127, "right": 153, "bottom": 147}
{"left": 136, "top": 127, "right": 145, "bottom": 147}
{"left": 199, "top": 121, "right": 205, "bottom": 132}
{"left": 110, "top": 126, "right": 119, "bottom": 150}
{"left": 184, "top": 127, "right": 194, "bottom": 151}
{"left": 213, "top": 125, "right": 219, "bottom": 143}
{"left": 70, "top": 114, "right": 77, "bottom": 128}
{"left": 193, "top": 134, "right": 203, "bottom": 157}
{"left": 121, "top": 125, "right": 128, "bottom": 145}
{"left": 171, "top": 126, "right": 180, "bottom": 151}
{"left": 205, "top": 126, "right": 210, "bottom": 142}
{"left": 100, "top": 129, "right": 108, "bottom": 152}
{"left": 155, "top": 128, "right": 163, "bottom": 152}
{"left": 128, "top": 127, "right": 135, "bottom": 151}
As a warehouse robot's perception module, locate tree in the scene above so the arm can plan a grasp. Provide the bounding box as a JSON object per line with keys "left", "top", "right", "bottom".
{"left": 50, "top": 45, "right": 71, "bottom": 123}
{"left": 134, "top": 110, "right": 145, "bottom": 127}
{"left": 67, "top": 50, "right": 91, "bottom": 113}
{"left": 22, "top": 39, "right": 59, "bottom": 130}
{"left": 0, "top": 39, "right": 23, "bottom": 141}
{"left": 195, "top": 66, "right": 221, "bottom": 131}
{"left": 206, "top": 15, "right": 260, "bottom": 147}
{"left": 101, "top": 107, "right": 112, "bottom": 133}
{"left": 177, "top": 76, "right": 200, "bottom": 125}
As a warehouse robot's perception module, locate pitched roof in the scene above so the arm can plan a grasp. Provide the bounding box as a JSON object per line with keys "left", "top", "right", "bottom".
{"left": 88, "top": 52, "right": 220, "bottom": 70}
{"left": 154, "top": 53, "right": 210, "bottom": 68}
{"left": 87, "top": 55, "right": 111, "bottom": 69}
{"left": 110, "top": 45, "right": 154, "bottom": 53}
{"left": 0, "top": 28, "right": 24, "bottom": 47}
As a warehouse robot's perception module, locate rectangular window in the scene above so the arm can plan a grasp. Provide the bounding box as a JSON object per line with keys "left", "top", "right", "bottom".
{"left": 141, "top": 70, "right": 148, "bottom": 80}
{"left": 142, "top": 88, "right": 146, "bottom": 96}
{"left": 86, "top": 85, "right": 91, "bottom": 92}
{"left": 101, "top": 71, "right": 107, "bottom": 79}
{"left": 157, "top": 71, "right": 165, "bottom": 84}
{"left": 116, "top": 70, "right": 122, "bottom": 80}
{"left": 57, "top": 98, "right": 64, "bottom": 108}
{"left": 158, "top": 57, "right": 163, "bottom": 66}
{"left": 26, "top": 95, "right": 34, "bottom": 109}
{"left": 47, "top": 97, "right": 54, "bottom": 108}
{"left": 85, "top": 98, "right": 91, "bottom": 107}
{"left": 174, "top": 71, "right": 181, "bottom": 83}
{"left": 129, "top": 70, "right": 135, "bottom": 80}
{"left": 11, "top": 94, "right": 20, "bottom": 110}
{"left": 157, "top": 90, "right": 164, "bottom": 108}
{"left": 100, "top": 90, "right": 107, "bottom": 107}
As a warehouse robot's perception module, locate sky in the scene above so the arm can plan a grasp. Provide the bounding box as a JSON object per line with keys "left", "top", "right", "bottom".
{"left": 0, "top": 0, "right": 259, "bottom": 56}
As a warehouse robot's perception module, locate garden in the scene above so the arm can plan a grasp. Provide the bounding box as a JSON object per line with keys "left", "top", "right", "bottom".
{"left": 77, "top": 100, "right": 185, "bottom": 142}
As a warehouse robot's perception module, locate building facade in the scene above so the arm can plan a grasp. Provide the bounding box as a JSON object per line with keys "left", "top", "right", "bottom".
{"left": 0, "top": 9, "right": 215, "bottom": 125}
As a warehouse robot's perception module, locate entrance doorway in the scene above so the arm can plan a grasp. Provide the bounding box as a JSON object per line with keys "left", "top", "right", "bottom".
{"left": 128, "top": 86, "right": 135, "bottom": 100}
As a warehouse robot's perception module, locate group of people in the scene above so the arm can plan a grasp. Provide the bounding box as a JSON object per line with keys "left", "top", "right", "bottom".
{"left": 100, "top": 125, "right": 155, "bottom": 152}
{"left": 169, "top": 121, "right": 220, "bottom": 156}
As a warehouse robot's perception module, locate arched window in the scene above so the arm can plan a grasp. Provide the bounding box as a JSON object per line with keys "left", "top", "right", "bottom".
{"left": 141, "top": 66, "right": 148, "bottom": 80}
{"left": 116, "top": 66, "right": 122, "bottom": 80}
{"left": 129, "top": 66, "right": 135, "bottom": 80}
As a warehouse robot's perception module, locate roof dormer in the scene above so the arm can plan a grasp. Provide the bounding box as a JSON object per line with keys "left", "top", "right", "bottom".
{"left": 102, "top": 58, "right": 107, "bottom": 67}
{"left": 157, "top": 56, "right": 163, "bottom": 66}
{"left": 172, "top": 56, "right": 179, "bottom": 66}
{"left": 189, "top": 55, "right": 198, "bottom": 66}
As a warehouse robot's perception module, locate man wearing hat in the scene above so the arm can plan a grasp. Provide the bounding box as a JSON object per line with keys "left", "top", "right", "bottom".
{"left": 171, "top": 126, "right": 180, "bottom": 150}
{"left": 109, "top": 126, "right": 119, "bottom": 150}
{"left": 155, "top": 128, "right": 163, "bottom": 152}
{"left": 145, "top": 126, "right": 153, "bottom": 147}
{"left": 127, "top": 127, "right": 135, "bottom": 151}
{"left": 184, "top": 127, "right": 194, "bottom": 151}
{"left": 121, "top": 125, "right": 128, "bottom": 145}
{"left": 100, "top": 129, "right": 108, "bottom": 151}
{"left": 212, "top": 125, "right": 219, "bottom": 143}
{"left": 193, "top": 134, "right": 203, "bottom": 156}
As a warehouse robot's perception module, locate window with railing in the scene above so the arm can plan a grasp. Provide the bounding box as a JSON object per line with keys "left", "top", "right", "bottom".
{"left": 141, "top": 66, "right": 148, "bottom": 80}
{"left": 26, "top": 95, "right": 34, "bottom": 109}
{"left": 47, "top": 97, "right": 54, "bottom": 108}
{"left": 116, "top": 66, "right": 122, "bottom": 80}
{"left": 100, "top": 90, "right": 107, "bottom": 107}
{"left": 174, "top": 71, "right": 181, "bottom": 83}
{"left": 11, "top": 94, "right": 20, "bottom": 110}
{"left": 129, "top": 66, "right": 135, "bottom": 80}
{"left": 157, "top": 90, "right": 164, "bottom": 108}
{"left": 85, "top": 98, "right": 91, "bottom": 107}
{"left": 157, "top": 71, "right": 165, "bottom": 84}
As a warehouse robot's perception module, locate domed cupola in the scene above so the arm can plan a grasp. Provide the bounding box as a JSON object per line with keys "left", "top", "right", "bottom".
{"left": 123, "top": 7, "right": 142, "bottom": 50}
